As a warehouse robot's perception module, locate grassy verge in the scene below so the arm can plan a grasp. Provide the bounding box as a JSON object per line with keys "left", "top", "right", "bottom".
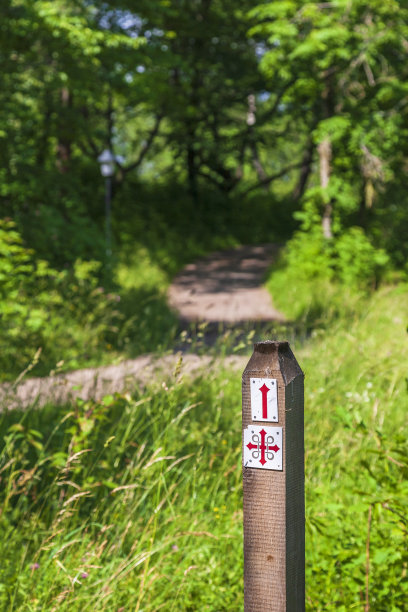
{"left": 0, "top": 285, "right": 407, "bottom": 610}
{"left": 300, "top": 284, "right": 408, "bottom": 610}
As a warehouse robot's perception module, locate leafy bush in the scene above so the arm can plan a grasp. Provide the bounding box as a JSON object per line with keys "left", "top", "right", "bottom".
{"left": 266, "top": 225, "right": 389, "bottom": 324}
{"left": 335, "top": 227, "right": 390, "bottom": 288}
{"left": 0, "top": 219, "right": 120, "bottom": 379}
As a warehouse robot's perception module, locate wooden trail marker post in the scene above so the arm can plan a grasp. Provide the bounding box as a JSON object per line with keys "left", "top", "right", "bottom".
{"left": 242, "top": 341, "right": 304, "bottom": 611}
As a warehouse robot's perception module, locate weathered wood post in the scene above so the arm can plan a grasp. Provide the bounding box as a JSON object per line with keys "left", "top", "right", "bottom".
{"left": 242, "top": 341, "right": 304, "bottom": 611}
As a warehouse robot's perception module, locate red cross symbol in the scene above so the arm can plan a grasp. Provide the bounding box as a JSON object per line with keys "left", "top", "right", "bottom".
{"left": 246, "top": 429, "right": 280, "bottom": 466}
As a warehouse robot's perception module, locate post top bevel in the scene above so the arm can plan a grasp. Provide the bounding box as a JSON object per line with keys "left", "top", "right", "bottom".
{"left": 253, "top": 340, "right": 289, "bottom": 353}
{"left": 244, "top": 340, "right": 303, "bottom": 384}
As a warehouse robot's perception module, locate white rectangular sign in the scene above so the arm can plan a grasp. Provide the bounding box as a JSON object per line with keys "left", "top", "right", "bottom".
{"left": 243, "top": 425, "right": 283, "bottom": 471}
{"left": 250, "top": 377, "right": 278, "bottom": 422}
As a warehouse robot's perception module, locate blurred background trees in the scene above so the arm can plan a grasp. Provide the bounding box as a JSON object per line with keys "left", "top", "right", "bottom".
{"left": 1, "top": 0, "right": 408, "bottom": 374}
{"left": 3, "top": 0, "right": 408, "bottom": 265}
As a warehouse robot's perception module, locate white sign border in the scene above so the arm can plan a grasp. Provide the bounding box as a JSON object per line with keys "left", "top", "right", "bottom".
{"left": 243, "top": 424, "right": 283, "bottom": 471}
{"left": 250, "top": 377, "right": 278, "bottom": 422}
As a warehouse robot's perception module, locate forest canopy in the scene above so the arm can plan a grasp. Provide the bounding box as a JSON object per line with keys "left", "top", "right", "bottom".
{"left": 2, "top": 1, "right": 408, "bottom": 256}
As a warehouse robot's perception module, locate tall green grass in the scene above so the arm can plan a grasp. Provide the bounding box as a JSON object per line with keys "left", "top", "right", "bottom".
{"left": 301, "top": 285, "right": 408, "bottom": 610}
{"left": 0, "top": 364, "right": 243, "bottom": 611}
{"left": 0, "top": 286, "right": 407, "bottom": 610}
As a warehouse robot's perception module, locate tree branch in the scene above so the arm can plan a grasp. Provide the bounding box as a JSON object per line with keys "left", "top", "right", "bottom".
{"left": 250, "top": 141, "right": 268, "bottom": 185}
{"left": 241, "top": 160, "right": 304, "bottom": 196}
{"left": 292, "top": 136, "right": 315, "bottom": 200}
{"left": 196, "top": 169, "right": 225, "bottom": 190}
{"left": 258, "top": 79, "right": 297, "bottom": 123}
{"left": 121, "top": 114, "right": 163, "bottom": 174}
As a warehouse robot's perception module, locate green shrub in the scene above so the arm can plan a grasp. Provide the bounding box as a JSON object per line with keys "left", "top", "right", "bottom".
{"left": 335, "top": 227, "right": 390, "bottom": 288}
{"left": 0, "top": 219, "right": 120, "bottom": 379}
{"left": 266, "top": 225, "right": 389, "bottom": 324}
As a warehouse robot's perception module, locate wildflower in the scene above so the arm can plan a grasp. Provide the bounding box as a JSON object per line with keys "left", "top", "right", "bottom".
{"left": 30, "top": 563, "right": 40, "bottom": 571}
{"left": 80, "top": 572, "right": 89, "bottom": 579}
{"left": 172, "top": 545, "right": 179, "bottom": 552}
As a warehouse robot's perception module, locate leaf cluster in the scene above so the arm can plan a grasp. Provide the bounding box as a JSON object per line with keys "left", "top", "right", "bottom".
{"left": 0, "top": 220, "right": 120, "bottom": 379}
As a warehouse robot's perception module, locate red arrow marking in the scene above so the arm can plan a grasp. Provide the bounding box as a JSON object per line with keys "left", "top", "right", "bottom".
{"left": 259, "top": 383, "right": 270, "bottom": 419}
{"left": 246, "top": 429, "right": 280, "bottom": 466}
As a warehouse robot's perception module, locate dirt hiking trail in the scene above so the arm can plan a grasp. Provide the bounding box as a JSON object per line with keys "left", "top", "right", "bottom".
{"left": 168, "top": 244, "right": 284, "bottom": 324}
{"left": 1, "top": 244, "right": 283, "bottom": 410}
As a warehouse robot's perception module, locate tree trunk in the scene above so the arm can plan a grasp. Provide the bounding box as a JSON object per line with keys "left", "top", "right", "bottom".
{"left": 292, "top": 138, "right": 314, "bottom": 201}
{"left": 187, "top": 143, "right": 198, "bottom": 204}
{"left": 318, "top": 138, "right": 333, "bottom": 239}
{"left": 56, "top": 87, "right": 72, "bottom": 173}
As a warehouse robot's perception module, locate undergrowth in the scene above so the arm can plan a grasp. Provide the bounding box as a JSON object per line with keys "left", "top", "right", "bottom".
{"left": 0, "top": 220, "right": 178, "bottom": 380}
{"left": 266, "top": 226, "right": 391, "bottom": 329}
{"left": 0, "top": 286, "right": 407, "bottom": 610}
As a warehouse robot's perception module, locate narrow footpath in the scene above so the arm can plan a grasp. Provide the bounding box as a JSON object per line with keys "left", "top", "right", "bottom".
{"left": 168, "top": 244, "right": 284, "bottom": 324}
{"left": 1, "top": 244, "right": 283, "bottom": 410}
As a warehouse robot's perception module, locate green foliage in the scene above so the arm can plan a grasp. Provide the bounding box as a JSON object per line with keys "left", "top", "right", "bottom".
{"left": 251, "top": 0, "right": 408, "bottom": 265}
{"left": 3, "top": 0, "right": 408, "bottom": 288}
{"left": 266, "top": 226, "right": 389, "bottom": 323}
{"left": 0, "top": 219, "right": 120, "bottom": 379}
{"left": 335, "top": 227, "right": 390, "bottom": 287}
{"left": 112, "top": 248, "right": 179, "bottom": 357}
{"left": 303, "top": 285, "right": 408, "bottom": 610}
{"left": 116, "top": 181, "right": 297, "bottom": 275}
{"left": 0, "top": 286, "right": 407, "bottom": 609}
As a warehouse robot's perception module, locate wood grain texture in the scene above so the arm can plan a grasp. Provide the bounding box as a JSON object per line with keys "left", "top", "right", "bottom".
{"left": 242, "top": 341, "right": 304, "bottom": 612}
